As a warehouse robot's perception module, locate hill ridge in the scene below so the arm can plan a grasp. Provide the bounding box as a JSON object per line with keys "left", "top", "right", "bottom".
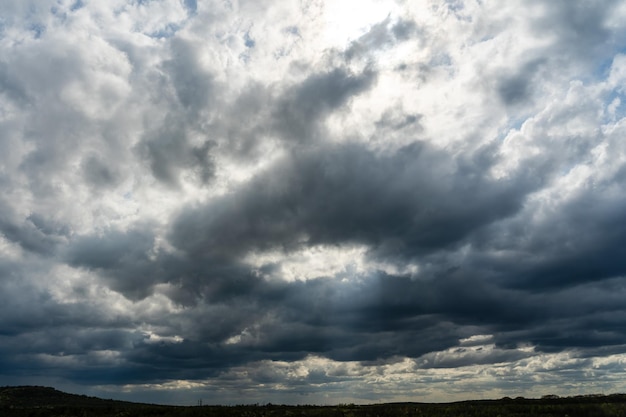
{"left": 0, "top": 385, "right": 149, "bottom": 409}
{"left": 3, "top": 386, "right": 626, "bottom": 417}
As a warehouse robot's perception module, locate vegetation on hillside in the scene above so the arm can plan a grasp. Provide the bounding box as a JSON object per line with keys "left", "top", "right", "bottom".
{"left": 3, "top": 386, "right": 626, "bottom": 417}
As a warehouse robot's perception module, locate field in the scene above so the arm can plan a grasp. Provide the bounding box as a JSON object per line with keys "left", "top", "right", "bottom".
{"left": 3, "top": 386, "right": 626, "bottom": 417}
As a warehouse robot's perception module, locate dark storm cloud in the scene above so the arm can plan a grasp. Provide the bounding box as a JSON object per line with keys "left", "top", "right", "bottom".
{"left": 0, "top": 202, "right": 67, "bottom": 256}
{"left": 56, "top": 221, "right": 504, "bottom": 369}
{"left": 0, "top": 328, "right": 138, "bottom": 357}
{"left": 199, "top": 65, "right": 377, "bottom": 160}
{"left": 6, "top": 271, "right": 466, "bottom": 383}
{"left": 136, "top": 118, "right": 215, "bottom": 186}
{"left": 65, "top": 226, "right": 160, "bottom": 299}
{"left": 0, "top": 281, "right": 130, "bottom": 342}
{"left": 65, "top": 223, "right": 265, "bottom": 306}
{"left": 0, "top": 328, "right": 146, "bottom": 386}
{"left": 334, "top": 270, "right": 626, "bottom": 361}
{"left": 149, "top": 128, "right": 626, "bottom": 368}
{"left": 2, "top": 261, "right": 625, "bottom": 388}
{"left": 273, "top": 68, "right": 377, "bottom": 143}
{"left": 484, "top": 275, "right": 626, "bottom": 351}
{"left": 11, "top": 218, "right": 626, "bottom": 388}
{"left": 46, "top": 264, "right": 624, "bottom": 384}
{"left": 169, "top": 141, "right": 527, "bottom": 261}
{"left": 0, "top": 262, "right": 141, "bottom": 383}
{"left": 476, "top": 167, "right": 626, "bottom": 292}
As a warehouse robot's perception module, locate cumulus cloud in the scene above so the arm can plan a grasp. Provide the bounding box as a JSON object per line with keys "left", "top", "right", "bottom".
{"left": 2, "top": 0, "right": 626, "bottom": 406}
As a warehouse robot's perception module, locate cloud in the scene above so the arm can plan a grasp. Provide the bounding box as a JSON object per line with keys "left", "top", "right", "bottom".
{"left": 163, "top": 37, "right": 215, "bottom": 113}
{"left": 136, "top": 119, "right": 216, "bottom": 186}
{"left": 65, "top": 226, "right": 159, "bottom": 299}
{"left": 2, "top": 0, "right": 626, "bottom": 406}
{"left": 272, "top": 68, "right": 378, "bottom": 143}
{"left": 169, "top": 140, "right": 528, "bottom": 266}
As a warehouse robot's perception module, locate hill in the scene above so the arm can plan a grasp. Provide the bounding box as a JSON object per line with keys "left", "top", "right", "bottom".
{"left": 0, "top": 385, "right": 142, "bottom": 408}
{"left": 3, "top": 386, "right": 626, "bottom": 417}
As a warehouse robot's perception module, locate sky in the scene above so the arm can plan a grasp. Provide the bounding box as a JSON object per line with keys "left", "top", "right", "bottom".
{"left": 2, "top": 0, "right": 626, "bottom": 407}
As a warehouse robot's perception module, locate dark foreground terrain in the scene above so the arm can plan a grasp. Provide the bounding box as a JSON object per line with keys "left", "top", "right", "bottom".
{"left": 3, "top": 386, "right": 626, "bottom": 417}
